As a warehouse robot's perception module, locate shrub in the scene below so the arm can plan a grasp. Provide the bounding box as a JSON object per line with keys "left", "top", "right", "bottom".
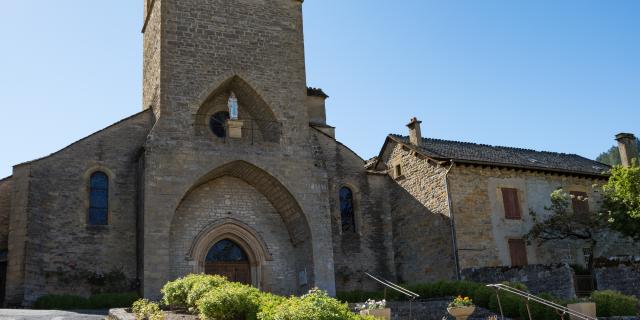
{"left": 591, "top": 290, "right": 639, "bottom": 317}
{"left": 517, "top": 292, "right": 562, "bottom": 320}
{"left": 33, "top": 294, "right": 88, "bottom": 310}
{"left": 336, "top": 290, "right": 385, "bottom": 303}
{"left": 258, "top": 288, "right": 371, "bottom": 320}
{"left": 132, "top": 299, "right": 165, "bottom": 320}
{"left": 33, "top": 292, "right": 139, "bottom": 310}
{"left": 472, "top": 285, "right": 493, "bottom": 308}
{"left": 488, "top": 282, "right": 528, "bottom": 318}
{"left": 197, "top": 282, "right": 263, "bottom": 320}
{"left": 87, "top": 292, "right": 139, "bottom": 309}
{"left": 161, "top": 274, "right": 227, "bottom": 311}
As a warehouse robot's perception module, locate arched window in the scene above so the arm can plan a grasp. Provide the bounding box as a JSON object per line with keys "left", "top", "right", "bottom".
{"left": 89, "top": 171, "right": 109, "bottom": 225}
{"left": 210, "top": 111, "right": 230, "bottom": 138}
{"left": 340, "top": 187, "right": 356, "bottom": 232}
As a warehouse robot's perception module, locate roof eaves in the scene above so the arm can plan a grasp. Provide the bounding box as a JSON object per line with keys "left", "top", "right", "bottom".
{"left": 451, "top": 159, "right": 610, "bottom": 179}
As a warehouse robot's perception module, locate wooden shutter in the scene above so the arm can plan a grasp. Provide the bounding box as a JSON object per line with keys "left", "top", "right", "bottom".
{"left": 508, "top": 239, "right": 528, "bottom": 266}
{"left": 502, "top": 188, "right": 522, "bottom": 219}
{"left": 570, "top": 191, "right": 589, "bottom": 215}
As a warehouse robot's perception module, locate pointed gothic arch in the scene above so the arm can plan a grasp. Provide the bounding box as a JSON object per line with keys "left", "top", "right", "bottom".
{"left": 194, "top": 75, "right": 282, "bottom": 142}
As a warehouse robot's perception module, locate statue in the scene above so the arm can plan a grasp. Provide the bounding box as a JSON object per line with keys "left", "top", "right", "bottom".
{"left": 228, "top": 92, "right": 239, "bottom": 120}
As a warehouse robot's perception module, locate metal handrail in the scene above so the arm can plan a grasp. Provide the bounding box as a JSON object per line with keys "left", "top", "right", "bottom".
{"left": 488, "top": 283, "right": 597, "bottom": 320}
{"left": 365, "top": 273, "right": 419, "bottom": 320}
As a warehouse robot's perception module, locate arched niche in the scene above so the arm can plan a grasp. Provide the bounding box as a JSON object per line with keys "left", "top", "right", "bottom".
{"left": 194, "top": 76, "right": 282, "bottom": 143}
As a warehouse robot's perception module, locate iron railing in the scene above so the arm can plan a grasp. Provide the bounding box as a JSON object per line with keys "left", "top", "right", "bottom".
{"left": 488, "top": 283, "right": 597, "bottom": 320}
{"left": 365, "top": 273, "right": 419, "bottom": 319}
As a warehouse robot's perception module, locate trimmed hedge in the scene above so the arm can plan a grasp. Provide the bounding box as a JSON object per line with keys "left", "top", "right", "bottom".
{"left": 591, "top": 290, "right": 639, "bottom": 317}
{"left": 33, "top": 292, "right": 138, "bottom": 310}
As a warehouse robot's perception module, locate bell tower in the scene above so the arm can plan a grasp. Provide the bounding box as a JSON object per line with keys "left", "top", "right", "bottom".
{"left": 141, "top": 0, "right": 308, "bottom": 127}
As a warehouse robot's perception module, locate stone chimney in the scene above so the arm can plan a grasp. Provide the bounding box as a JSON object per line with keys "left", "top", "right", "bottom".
{"left": 615, "top": 133, "right": 638, "bottom": 167}
{"left": 407, "top": 117, "right": 423, "bottom": 146}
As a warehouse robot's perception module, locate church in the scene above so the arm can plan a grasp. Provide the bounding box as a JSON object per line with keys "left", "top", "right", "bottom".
{"left": 1, "top": 0, "right": 637, "bottom": 306}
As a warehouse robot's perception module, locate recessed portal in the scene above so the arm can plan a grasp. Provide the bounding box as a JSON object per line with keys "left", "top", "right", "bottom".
{"left": 205, "top": 239, "right": 251, "bottom": 285}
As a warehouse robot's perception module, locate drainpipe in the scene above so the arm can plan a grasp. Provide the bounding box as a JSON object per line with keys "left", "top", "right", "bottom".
{"left": 444, "top": 161, "right": 461, "bottom": 280}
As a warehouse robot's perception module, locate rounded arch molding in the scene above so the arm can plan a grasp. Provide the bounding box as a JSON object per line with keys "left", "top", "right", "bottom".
{"left": 178, "top": 160, "right": 312, "bottom": 246}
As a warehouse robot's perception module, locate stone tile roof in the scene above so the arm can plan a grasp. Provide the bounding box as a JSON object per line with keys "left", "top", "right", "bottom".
{"left": 307, "top": 87, "right": 328, "bottom": 98}
{"left": 390, "top": 134, "right": 610, "bottom": 176}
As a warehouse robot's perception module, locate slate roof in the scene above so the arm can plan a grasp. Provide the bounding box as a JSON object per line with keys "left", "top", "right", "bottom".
{"left": 389, "top": 134, "right": 610, "bottom": 176}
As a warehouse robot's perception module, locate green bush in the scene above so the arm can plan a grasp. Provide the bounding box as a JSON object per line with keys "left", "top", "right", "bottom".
{"left": 33, "top": 292, "right": 139, "bottom": 310}
{"left": 132, "top": 299, "right": 165, "bottom": 320}
{"left": 591, "top": 290, "right": 639, "bottom": 317}
{"left": 472, "top": 285, "right": 493, "bottom": 308}
{"left": 517, "top": 292, "right": 562, "bottom": 320}
{"left": 161, "top": 274, "right": 227, "bottom": 310}
{"left": 197, "top": 282, "right": 264, "bottom": 320}
{"left": 336, "top": 290, "right": 385, "bottom": 303}
{"left": 488, "top": 282, "right": 528, "bottom": 318}
{"left": 258, "top": 288, "right": 372, "bottom": 320}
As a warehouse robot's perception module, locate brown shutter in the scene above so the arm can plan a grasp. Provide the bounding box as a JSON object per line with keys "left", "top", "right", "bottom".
{"left": 508, "top": 239, "right": 528, "bottom": 266}
{"left": 502, "top": 188, "right": 522, "bottom": 219}
{"left": 570, "top": 191, "right": 589, "bottom": 215}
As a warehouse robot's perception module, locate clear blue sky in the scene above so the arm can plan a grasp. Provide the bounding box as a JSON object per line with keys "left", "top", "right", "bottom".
{"left": 1, "top": 1, "right": 638, "bottom": 178}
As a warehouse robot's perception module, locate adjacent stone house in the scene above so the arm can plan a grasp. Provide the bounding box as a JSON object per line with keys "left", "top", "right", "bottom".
{"left": 374, "top": 119, "right": 640, "bottom": 277}
{"left": 0, "top": 0, "right": 637, "bottom": 306}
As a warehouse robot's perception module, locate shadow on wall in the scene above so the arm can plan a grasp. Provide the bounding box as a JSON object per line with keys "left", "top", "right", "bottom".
{"left": 389, "top": 182, "right": 457, "bottom": 284}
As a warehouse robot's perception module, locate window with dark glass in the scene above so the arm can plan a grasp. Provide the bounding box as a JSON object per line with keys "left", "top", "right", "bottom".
{"left": 206, "top": 239, "right": 249, "bottom": 262}
{"left": 210, "top": 111, "right": 230, "bottom": 138}
{"left": 340, "top": 187, "right": 356, "bottom": 232}
{"left": 89, "top": 171, "right": 109, "bottom": 225}
{"left": 501, "top": 188, "right": 522, "bottom": 219}
{"left": 570, "top": 191, "right": 589, "bottom": 215}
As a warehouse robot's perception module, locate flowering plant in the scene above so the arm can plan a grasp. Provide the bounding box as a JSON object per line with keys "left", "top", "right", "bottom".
{"left": 356, "top": 299, "right": 387, "bottom": 311}
{"left": 449, "top": 295, "right": 474, "bottom": 308}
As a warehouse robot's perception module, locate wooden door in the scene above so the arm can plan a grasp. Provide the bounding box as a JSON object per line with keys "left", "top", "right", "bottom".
{"left": 205, "top": 261, "right": 251, "bottom": 285}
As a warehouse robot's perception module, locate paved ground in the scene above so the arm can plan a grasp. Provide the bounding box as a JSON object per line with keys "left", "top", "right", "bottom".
{"left": 0, "top": 309, "right": 107, "bottom": 320}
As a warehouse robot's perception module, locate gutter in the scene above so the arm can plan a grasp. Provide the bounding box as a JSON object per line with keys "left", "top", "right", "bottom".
{"left": 444, "top": 161, "right": 461, "bottom": 280}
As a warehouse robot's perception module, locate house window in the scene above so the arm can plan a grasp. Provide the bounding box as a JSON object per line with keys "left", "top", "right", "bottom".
{"left": 508, "top": 238, "right": 528, "bottom": 267}
{"left": 570, "top": 191, "right": 589, "bottom": 215}
{"left": 89, "top": 171, "right": 109, "bottom": 225}
{"left": 339, "top": 187, "right": 356, "bottom": 233}
{"left": 394, "top": 164, "right": 402, "bottom": 178}
{"left": 501, "top": 188, "right": 522, "bottom": 219}
{"left": 210, "top": 111, "right": 230, "bottom": 138}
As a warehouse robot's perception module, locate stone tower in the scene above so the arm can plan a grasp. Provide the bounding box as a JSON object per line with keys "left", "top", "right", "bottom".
{"left": 139, "top": 0, "right": 335, "bottom": 298}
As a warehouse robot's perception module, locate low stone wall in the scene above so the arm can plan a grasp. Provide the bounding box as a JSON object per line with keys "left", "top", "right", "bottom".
{"left": 595, "top": 265, "right": 640, "bottom": 297}
{"left": 461, "top": 264, "right": 576, "bottom": 299}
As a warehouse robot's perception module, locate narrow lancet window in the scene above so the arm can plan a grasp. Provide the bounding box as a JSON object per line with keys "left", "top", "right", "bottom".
{"left": 89, "top": 171, "right": 109, "bottom": 225}
{"left": 340, "top": 187, "right": 356, "bottom": 232}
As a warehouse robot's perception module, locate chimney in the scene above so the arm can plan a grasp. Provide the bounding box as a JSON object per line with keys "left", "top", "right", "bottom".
{"left": 615, "top": 133, "right": 638, "bottom": 167}
{"left": 407, "top": 117, "right": 422, "bottom": 146}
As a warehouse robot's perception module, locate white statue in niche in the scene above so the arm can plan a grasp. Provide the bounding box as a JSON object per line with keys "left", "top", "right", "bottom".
{"left": 228, "top": 92, "right": 239, "bottom": 120}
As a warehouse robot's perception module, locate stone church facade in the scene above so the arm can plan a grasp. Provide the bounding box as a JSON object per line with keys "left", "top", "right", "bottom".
{"left": 0, "top": 0, "right": 638, "bottom": 306}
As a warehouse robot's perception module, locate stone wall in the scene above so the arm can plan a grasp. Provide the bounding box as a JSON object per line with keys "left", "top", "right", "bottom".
{"left": 141, "top": 0, "right": 337, "bottom": 299}
{"left": 595, "top": 265, "right": 640, "bottom": 297}
{"left": 311, "top": 130, "right": 396, "bottom": 292}
{"left": 6, "top": 110, "right": 154, "bottom": 305}
{"left": 142, "top": 0, "right": 161, "bottom": 115}
{"left": 461, "top": 264, "right": 576, "bottom": 299}
{"left": 169, "top": 176, "right": 300, "bottom": 295}
{"left": 447, "top": 165, "right": 638, "bottom": 270}
{"left": 384, "top": 143, "right": 456, "bottom": 283}
{"left": 0, "top": 177, "right": 12, "bottom": 250}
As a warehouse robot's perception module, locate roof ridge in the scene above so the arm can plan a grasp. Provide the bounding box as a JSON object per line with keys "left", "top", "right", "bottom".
{"left": 390, "top": 134, "right": 592, "bottom": 159}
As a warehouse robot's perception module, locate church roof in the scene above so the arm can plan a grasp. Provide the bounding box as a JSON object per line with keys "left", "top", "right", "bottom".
{"left": 307, "top": 87, "right": 328, "bottom": 98}
{"left": 388, "top": 134, "right": 610, "bottom": 177}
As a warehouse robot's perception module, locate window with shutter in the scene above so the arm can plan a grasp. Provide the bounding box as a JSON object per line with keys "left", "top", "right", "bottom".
{"left": 501, "top": 188, "right": 522, "bottom": 219}
{"left": 570, "top": 191, "right": 589, "bottom": 215}
{"left": 508, "top": 238, "right": 528, "bottom": 266}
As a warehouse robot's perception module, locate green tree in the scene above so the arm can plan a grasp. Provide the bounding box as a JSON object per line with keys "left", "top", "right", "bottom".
{"left": 526, "top": 189, "right": 606, "bottom": 271}
{"left": 596, "top": 138, "right": 639, "bottom": 166}
{"left": 601, "top": 164, "right": 640, "bottom": 240}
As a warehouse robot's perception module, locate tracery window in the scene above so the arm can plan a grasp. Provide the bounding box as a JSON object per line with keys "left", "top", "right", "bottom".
{"left": 89, "top": 171, "right": 109, "bottom": 225}
{"left": 340, "top": 187, "right": 356, "bottom": 232}
{"left": 206, "top": 239, "right": 249, "bottom": 262}
{"left": 210, "top": 111, "right": 230, "bottom": 138}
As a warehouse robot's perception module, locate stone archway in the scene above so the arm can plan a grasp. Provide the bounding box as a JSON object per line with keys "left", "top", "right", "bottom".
{"left": 188, "top": 219, "right": 271, "bottom": 288}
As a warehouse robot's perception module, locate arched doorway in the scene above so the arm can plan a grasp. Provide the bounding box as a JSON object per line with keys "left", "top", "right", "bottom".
{"left": 205, "top": 239, "right": 251, "bottom": 285}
